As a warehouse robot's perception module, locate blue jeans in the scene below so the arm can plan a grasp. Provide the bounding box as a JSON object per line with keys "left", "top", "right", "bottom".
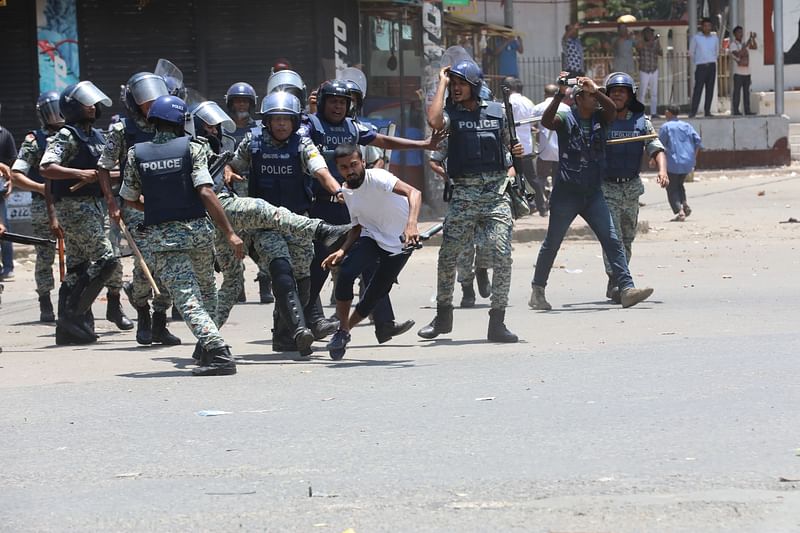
{"left": 0, "top": 197, "right": 13, "bottom": 274}
{"left": 532, "top": 183, "right": 633, "bottom": 290}
{"left": 335, "top": 237, "right": 410, "bottom": 319}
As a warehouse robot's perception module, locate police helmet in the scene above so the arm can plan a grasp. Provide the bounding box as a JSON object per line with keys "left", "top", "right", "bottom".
{"left": 342, "top": 80, "right": 364, "bottom": 117}
{"left": 317, "top": 79, "right": 351, "bottom": 117}
{"left": 449, "top": 60, "right": 483, "bottom": 89}
{"left": 36, "top": 91, "right": 63, "bottom": 129}
{"left": 59, "top": 81, "right": 112, "bottom": 124}
{"left": 261, "top": 91, "right": 302, "bottom": 131}
{"left": 224, "top": 82, "right": 257, "bottom": 111}
{"left": 267, "top": 70, "right": 307, "bottom": 106}
{"left": 604, "top": 71, "right": 644, "bottom": 112}
{"left": 123, "top": 72, "right": 169, "bottom": 117}
{"left": 154, "top": 58, "right": 186, "bottom": 98}
{"left": 191, "top": 101, "right": 235, "bottom": 135}
{"left": 147, "top": 95, "right": 188, "bottom": 126}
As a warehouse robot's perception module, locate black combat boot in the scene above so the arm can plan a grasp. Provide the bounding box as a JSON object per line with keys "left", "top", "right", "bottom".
{"left": 375, "top": 319, "right": 416, "bottom": 344}
{"left": 106, "top": 292, "right": 134, "bottom": 330}
{"left": 314, "top": 222, "right": 353, "bottom": 249}
{"left": 135, "top": 304, "right": 152, "bottom": 345}
{"left": 274, "top": 289, "right": 314, "bottom": 357}
{"left": 192, "top": 340, "right": 205, "bottom": 362}
{"left": 306, "top": 295, "right": 339, "bottom": 340}
{"left": 487, "top": 308, "right": 518, "bottom": 343}
{"left": 417, "top": 305, "right": 453, "bottom": 339}
{"left": 171, "top": 305, "right": 182, "bottom": 321}
{"left": 152, "top": 311, "right": 182, "bottom": 345}
{"left": 39, "top": 292, "right": 55, "bottom": 323}
{"left": 476, "top": 268, "right": 492, "bottom": 298}
{"left": 257, "top": 273, "right": 275, "bottom": 304}
{"left": 192, "top": 345, "right": 237, "bottom": 376}
{"left": 55, "top": 283, "right": 96, "bottom": 345}
{"left": 460, "top": 281, "right": 476, "bottom": 308}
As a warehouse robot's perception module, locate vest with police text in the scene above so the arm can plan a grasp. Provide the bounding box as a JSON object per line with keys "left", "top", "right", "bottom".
{"left": 605, "top": 111, "right": 646, "bottom": 180}
{"left": 247, "top": 128, "right": 313, "bottom": 214}
{"left": 135, "top": 136, "right": 206, "bottom": 226}
{"left": 51, "top": 125, "right": 105, "bottom": 200}
{"left": 307, "top": 113, "right": 359, "bottom": 184}
{"left": 445, "top": 101, "right": 505, "bottom": 177}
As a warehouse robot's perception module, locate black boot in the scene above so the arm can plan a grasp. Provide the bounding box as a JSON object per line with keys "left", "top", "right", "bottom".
{"left": 152, "top": 311, "right": 182, "bottom": 345}
{"left": 55, "top": 283, "right": 96, "bottom": 344}
{"left": 192, "top": 340, "right": 205, "bottom": 361}
{"left": 39, "top": 292, "right": 55, "bottom": 323}
{"left": 106, "top": 292, "right": 134, "bottom": 330}
{"left": 487, "top": 308, "right": 518, "bottom": 343}
{"left": 417, "top": 305, "right": 453, "bottom": 339}
{"left": 375, "top": 319, "right": 416, "bottom": 344}
{"left": 314, "top": 222, "right": 353, "bottom": 249}
{"left": 476, "top": 268, "right": 492, "bottom": 298}
{"left": 258, "top": 274, "right": 275, "bottom": 304}
{"left": 270, "top": 262, "right": 314, "bottom": 357}
{"left": 306, "top": 295, "right": 339, "bottom": 340}
{"left": 460, "top": 282, "right": 476, "bottom": 308}
{"left": 135, "top": 305, "right": 152, "bottom": 345}
{"left": 171, "top": 305, "right": 182, "bottom": 321}
{"left": 192, "top": 344, "right": 237, "bottom": 376}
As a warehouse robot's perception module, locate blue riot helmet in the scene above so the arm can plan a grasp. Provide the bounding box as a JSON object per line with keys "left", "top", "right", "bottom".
{"left": 342, "top": 80, "right": 364, "bottom": 118}
{"left": 317, "top": 79, "right": 351, "bottom": 119}
{"left": 189, "top": 101, "right": 235, "bottom": 153}
{"left": 224, "top": 82, "right": 257, "bottom": 113}
{"left": 123, "top": 72, "right": 169, "bottom": 118}
{"left": 36, "top": 91, "right": 63, "bottom": 129}
{"left": 448, "top": 60, "right": 483, "bottom": 100}
{"left": 266, "top": 69, "right": 307, "bottom": 106}
{"left": 260, "top": 91, "right": 302, "bottom": 132}
{"left": 59, "top": 81, "right": 112, "bottom": 124}
{"left": 604, "top": 71, "right": 644, "bottom": 112}
{"left": 146, "top": 95, "right": 189, "bottom": 135}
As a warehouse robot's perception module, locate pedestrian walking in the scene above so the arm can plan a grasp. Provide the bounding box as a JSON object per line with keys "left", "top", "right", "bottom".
{"left": 658, "top": 105, "right": 702, "bottom": 221}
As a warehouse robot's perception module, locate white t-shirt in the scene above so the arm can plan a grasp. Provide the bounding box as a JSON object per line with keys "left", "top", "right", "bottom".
{"left": 342, "top": 168, "right": 409, "bottom": 254}
{"left": 509, "top": 92, "right": 536, "bottom": 155}
{"left": 532, "top": 97, "right": 570, "bottom": 162}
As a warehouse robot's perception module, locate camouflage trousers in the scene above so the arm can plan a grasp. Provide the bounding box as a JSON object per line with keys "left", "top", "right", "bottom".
{"left": 438, "top": 184, "right": 513, "bottom": 310}
{"left": 153, "top": 247, "right": 224, "bottom": 350}
{"left": 30, "top": 195, "right": 56, "bottom": 295}
{"left": 601, "top": 178, "right": 644, "bottom": 274}
{"left": 54, "top": 196, "right": 120, "bottom": 290}
{"left": 100, "top": 199, "right": 124, "bottom": 291}
{"left": 214, "top": 194, "right": 319, "bottom": 327}
{"left": 455, "top": 223, "right": 492, "bottom": 285}
{"left": 122, "top": 203, "right": 172, "bottom": 312}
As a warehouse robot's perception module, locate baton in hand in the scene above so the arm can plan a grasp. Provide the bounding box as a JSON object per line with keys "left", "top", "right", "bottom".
{"left": 58, "top": 237, "right": 65, "bottom": 282}
{"left": 118, "top": 219, "right": 161, "bottom": 297}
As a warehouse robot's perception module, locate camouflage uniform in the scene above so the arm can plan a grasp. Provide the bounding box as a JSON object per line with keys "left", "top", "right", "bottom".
{"left": 98, "top": 116, "right": 172, "bottom": 312}
{"left": 601, "top": 113, "right": 664, "bottom": 271}
{"left": 11, "top": 131, "right": 56, "bottom": 296}
{"left": 120, "top": 132, "right": 225, "bottom": 350}
{"left": 40, "top": 127, "right": 120, "bottom": 291}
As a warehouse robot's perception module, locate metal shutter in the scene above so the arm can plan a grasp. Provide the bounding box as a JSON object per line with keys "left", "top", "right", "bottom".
{"left": 0, "top": 0, "right": 39, "bottom": 144}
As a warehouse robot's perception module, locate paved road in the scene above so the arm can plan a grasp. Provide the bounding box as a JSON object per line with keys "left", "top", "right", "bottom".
{"left": 2, "top": 170, "right": 800, "bottom": 532}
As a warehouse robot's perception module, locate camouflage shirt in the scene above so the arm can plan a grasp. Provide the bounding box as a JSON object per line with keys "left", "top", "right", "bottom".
{"left": 97, "top": 115, "right": 154, "bottom": 170}
{"left": 120, "top": 131, "right": 215, "bottom": 252}
{"left": 229, "top": 131, "right": 327, "bottom": 177}
{"left": 40, "top": 125, "right": 99, "bottom": 167}
{"left": 11, "top": 129, "right": 54, "bottom": 176}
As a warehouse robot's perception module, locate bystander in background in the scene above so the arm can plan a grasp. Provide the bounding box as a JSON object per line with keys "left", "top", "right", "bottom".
{"left": 730, "top": 26, "right": 758, "bottom": 116}
{"left": 689, "top": 17, "right": 719, "bottom": 117}
{"left": 494, "top": 34, "right": 523, "bottom": 78}
{"left": 636, "top": 27, "right": 663, "bottom": 117}
{"left": 561, "top": 23, "right": 585, "bottom": 75}
{"left": 613, "top": 24, "right": 636, "bottom": 74}
{"left": 532, "top": 84, "right": 569, "bottom": 211}
{"left": 0, "top": 114, "right": 18, "bottom": 281}
{"left": 658, "top": 105, "right": 703, "bottom": 221}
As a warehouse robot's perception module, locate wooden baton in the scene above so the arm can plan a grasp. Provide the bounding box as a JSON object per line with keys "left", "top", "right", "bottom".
{"left": 57, "top": 237, "right": 65, "bottom": 282}
{"left": 606, "top": 133, "right": 659, "bottom": 145}
{"left": 118, "top": 219, "right": 161, "bottom": 297}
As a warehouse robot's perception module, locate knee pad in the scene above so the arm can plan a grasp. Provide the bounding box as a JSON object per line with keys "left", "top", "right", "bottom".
{"left": 268, "top": 258, "right": 295, "bottom": 298}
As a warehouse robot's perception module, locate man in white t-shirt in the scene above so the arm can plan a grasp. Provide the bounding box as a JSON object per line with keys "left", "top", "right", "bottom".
{"left": 322, "top": 144, "right": 422, "bottom": 360}
{"left": 532, "top": 84, "right": 570, "bottom": 207}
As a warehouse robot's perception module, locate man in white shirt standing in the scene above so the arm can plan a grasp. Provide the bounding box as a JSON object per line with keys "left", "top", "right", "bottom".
{"left": 504, "top": 77, "right": 547, "bottom": 215}
{"left": 532, "top": 84, "right": 570, "bottom": 210}
{"left": 322, "top": 144, "right": 422, "bottom": 360}
{"left": 688, "top": 17, "right": 720, "bottom": 117}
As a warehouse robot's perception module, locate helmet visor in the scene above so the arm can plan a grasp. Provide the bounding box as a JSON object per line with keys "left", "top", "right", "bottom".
{"left": 267, "top": 70, "right": 304, "bottom": 94}
{"left": 130, "top": 75, "right": 169, "bottom": 105}
{"left": 338, "top": 67, "right": 367, "bottom": 98}
{"left": 67, "top": 81, "right": 112, "bottom": 107}
{"left": 37, "top": 98, "right": 62, "bottom": 125}
{"left": 440, "top": 46, "right": 474, "bottom": 68}
{"left": 192, "top": 101, "right": 235, "bottom": 133}
{"left": 260, "top": 91, "right": 301, "bottom": 115}
{"left": 154, "top": 59, "right": 183, "bottom": 86}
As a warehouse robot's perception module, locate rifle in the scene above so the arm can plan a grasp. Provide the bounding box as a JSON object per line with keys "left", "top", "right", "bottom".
{"left": 209, "top": 150, "right": 233, "bottom": 179}
{"left": 0, "top": 232, "right": 56, "bottom": 246}
{"left": 501, "top": 87, "right": 531, "bottom": 219}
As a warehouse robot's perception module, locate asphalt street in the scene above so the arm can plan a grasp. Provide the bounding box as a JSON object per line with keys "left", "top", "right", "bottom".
{"left": 1, "top": 168, "right": 800, "bottom": 532}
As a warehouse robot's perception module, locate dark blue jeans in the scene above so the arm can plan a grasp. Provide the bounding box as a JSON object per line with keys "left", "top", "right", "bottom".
{"left": 0, "top": 197, "right": 13, "bottom": 274}
{"left": 532, "top": 183, "right": 633, "bottom": 290}
{"left": 335, "top": 237, "right": 410, "bottom": 319}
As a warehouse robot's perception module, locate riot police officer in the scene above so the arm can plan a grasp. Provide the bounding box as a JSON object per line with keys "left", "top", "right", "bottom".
{"left": 40, "top": 81, "right": 125, "bottom": 344}
{"left": 10, "top": 91, "right": 63, "bottom": 322}
{"left": 121, "top": 95, "right": 242, "bottom": 376}
{"left": 602, "top": 72, "right": 667, "bottom": 303}
{"left": 97, "top": 72, "right": 180, "bottom": 346}
{"left": 419, "top": 60, "right": 522, "bottom": 343}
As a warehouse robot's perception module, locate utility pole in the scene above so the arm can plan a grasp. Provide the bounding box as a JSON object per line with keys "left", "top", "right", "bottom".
{"left": 504, "top": 0, "right": 513, "bottom": 28}
{"left": 775, "top": 0, "right": 784, "bottom": 115}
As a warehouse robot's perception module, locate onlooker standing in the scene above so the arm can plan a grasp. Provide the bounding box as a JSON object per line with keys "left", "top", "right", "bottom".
{"left": 495, "top": 34, "right": 524, "bottom": 78}
{"left": 613, "top": 24, "right": 636, "bottom": 74}
{"left": 689, "top": 17, "right": 720, "bottom": 117}
{"left": 658, "top": 105, "right": 703, "bottom": 221}
{"left": 730, "top": 26, "right": 758, "bottom": 115}
{"left": 636, "top": 27, "right": 663, "bottom": 117}
{"left": 0, "top": 118, "right": 17, "bottom": 281}
{"left": 561, "top": 23, "right": 585, "bottom": 75}
{"left": 531, "top": 84, "right": 570, "bottom": 211}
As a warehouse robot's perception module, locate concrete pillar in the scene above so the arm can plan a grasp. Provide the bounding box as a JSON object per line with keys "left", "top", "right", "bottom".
{"left": 775, "top": 0, "right": 784, "bottom": 115}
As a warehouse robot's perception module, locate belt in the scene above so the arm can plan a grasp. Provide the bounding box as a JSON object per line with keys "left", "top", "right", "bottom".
{"left": 605, "top": 176, "right": 636, "bottom": 184}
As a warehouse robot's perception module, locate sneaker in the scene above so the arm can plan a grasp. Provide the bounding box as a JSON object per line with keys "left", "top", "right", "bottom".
{"left": 326, "top": 329, "right": 351, "bottom": 361}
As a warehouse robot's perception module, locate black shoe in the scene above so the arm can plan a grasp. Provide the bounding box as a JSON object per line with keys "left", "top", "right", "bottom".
{"left": 135, "top": 305, "right": 153, "bottom": 345}
{"left": 55, "top": 316, "right": 98, "bottom": 345}
{"left": 460, "top": 282, "right": 476, "bottom": 308}
{"left": 375, "top": 319, "right": 415, "bottom": 344}
{"left": 192, "top": 345, "right": 237, "bottom": 376}
{"left": 39, "top": 293, "right": 55, "bottom": 323}
{"left": 314, "top": 222, "right": 353, "bottom": 249}
{"left": 106, "top": 293, "right": 134, "bottom": 330}
{"left": 487, "top": 309, "right": 518, "bottom": 343}
{"left": 417, "top": 305, "right": 453, "bottom": 339}
{"left": 732, "top": 111, "right": 742, "bottom": 116}
{"left": 326, "top": 329, "right": 351, "bottom": 360}
{"left": 475, "top": 268, "right": 491, "bottom": 298}
{"left": 152, "top": 311, "right": 182, "bottom": 345}
{"left": 258, "top": 274, "right": 274, "bottom": 304}
{"left": 311, "top": 317, "right": 339, "bottom": 340}
{"left": 606, "top": 277, "right": 621, "bottom": 304}
{"left": 171, "top": 305, "right": 182, "bottom": 321}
